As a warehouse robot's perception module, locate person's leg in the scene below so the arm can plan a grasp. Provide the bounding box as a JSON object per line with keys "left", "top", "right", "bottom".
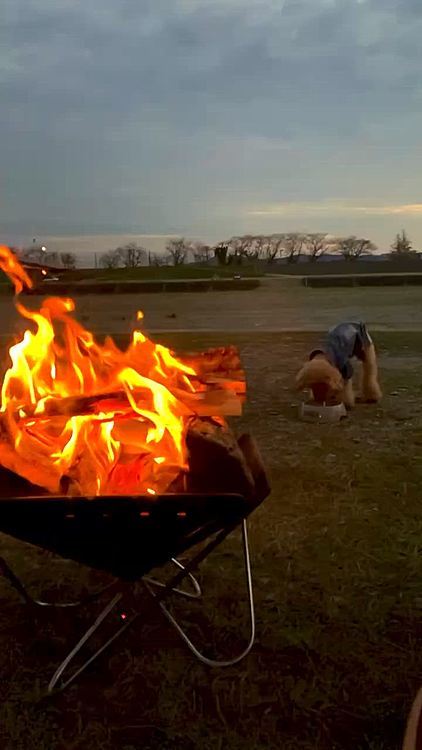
{"left": 402, "top": 687, "right": 422, "bottom": 750}
{"left": 361, "top": 342, "right": 382, "bottom": 402}
{"left": 355, "top": 362, "right": 363, "bottom": 398}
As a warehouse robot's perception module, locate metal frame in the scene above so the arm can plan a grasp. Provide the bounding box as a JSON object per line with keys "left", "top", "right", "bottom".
{"left": 0, "top": 519, "right": 255, "bottom": 693}
{"left": 148, "top": 520, "right": 255, "bottom": 669}
{"left": 0, "top": 556, "right": 116, "bottom": 609}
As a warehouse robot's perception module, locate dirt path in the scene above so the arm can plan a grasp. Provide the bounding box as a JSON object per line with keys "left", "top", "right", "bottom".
{"left": 0, "top": 278, "right": 421, "bottom": 336}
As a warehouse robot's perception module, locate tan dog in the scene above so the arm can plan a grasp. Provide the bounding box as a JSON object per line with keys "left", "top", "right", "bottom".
{"left": 295, "top": 357, "right": 344, "bottom": 404}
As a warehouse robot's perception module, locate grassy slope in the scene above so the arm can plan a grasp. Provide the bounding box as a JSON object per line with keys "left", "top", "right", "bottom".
{"left": 1, "top": 332, "right": 422, "bottom": 749}
{"left": 62, "top": 265, "right": 262, "bottom": 282}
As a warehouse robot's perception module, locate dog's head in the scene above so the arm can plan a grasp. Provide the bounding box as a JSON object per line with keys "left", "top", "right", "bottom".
{"left": 295, "top": 358, "right": 344, "bottom": 402}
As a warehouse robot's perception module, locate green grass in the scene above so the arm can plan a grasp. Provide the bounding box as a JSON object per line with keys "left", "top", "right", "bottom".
{"left": 62, "top": 264, "right": 262, "bottom": 282}
{"left": 1, "top": 332, "right": 422, "bottom": 749}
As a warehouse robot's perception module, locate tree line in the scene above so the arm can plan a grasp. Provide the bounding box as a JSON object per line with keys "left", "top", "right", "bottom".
{"left": 9, "top": 230, "right": 418, "bottom": 271}
{"left": 98, "top": 230, "right": 418, "bottom": 269}
{"left": 99, "top": 239, "right": 212, "bottom": 269}
{"left": 13, "top": 245, "right": 77, "bottom": 269}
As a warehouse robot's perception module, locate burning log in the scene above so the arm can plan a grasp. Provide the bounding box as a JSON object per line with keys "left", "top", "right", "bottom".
{"left": 165, "top": 421, "right": 270, "bottom": 503}
{"left": 0, "top": 418, "right": 62, "bottom": 493}
{"left": 0, "top": 419, "right": 270, "bottom": 503}
{"left": 15, "top": 382, "right": 244, "bottom": 422}
{"left": 186, "top": 419, "right": 257, "bottom": 501}
{"left": 179, "top": 346, "right": 245, "bottom": 382}
{"left": 10, "top": 347, "right": 246, "bottom": 424}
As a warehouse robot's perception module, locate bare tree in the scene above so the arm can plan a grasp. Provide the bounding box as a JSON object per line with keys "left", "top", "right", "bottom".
{"left": 338, "top": 236, "right": 376, "bottom": 261}
{"left": 236, "top": 235, "right": 257, "bottom": 261}
{"left": 21, "top": 246, "right": 44, "bottom": 263}
{"left": 22, "top": 246, "right": 62, "bottom": 267}
{"left": 191, "top": 242, "right": 212, "bottom": 263}
{"left": 115, "top": 242, "right": 147, "bottom": 268}
{"left": 249, "top": 236, "right": 265, "bottom": 260}
{"left": 45, "top": 251, "right": 60, "bottom": 266}
{"left": 166, "top": 238, "right": 189, "bottom": 266}
{"left": 279, "top": 233, "right": 306, "bottom": 263}
{"left": 305, "top": 234, "right": 336, "bottom": 262}
{"left": 247, "top": 235, "right": 284, "bottom": 263}
{"left": 264, "top": 235, "right": 285, "bottom": 264}
{"left": 60, "top": 252, "right": 77, "bottom": 269}
{"left": 215, "top": 234, "right": 285, "bottom": 265}
{"left": 148, "top": 251, "right": 168, "bottom": 267}
{"left": 100, "top": 249, "right": 121, "bottom": 269}
{"left": 214, "top": 242, "right": 231, "bottom": 266}
{"left": 223, "top": 235, "right": 257, "bottom": 264}
{"left": 391, "top": 230, "right": 414, "bottom": 257}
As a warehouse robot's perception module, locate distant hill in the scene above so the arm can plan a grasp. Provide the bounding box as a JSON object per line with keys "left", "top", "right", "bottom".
{"left": 270, "top": 255, "right": 422, "bottom": 276}
{"left": 278, "top": 252, "right": 422, "bottom": 264}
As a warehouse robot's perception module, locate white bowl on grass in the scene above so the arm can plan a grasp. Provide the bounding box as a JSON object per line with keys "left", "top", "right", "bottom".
{"left": 299, "top": 400, "right": 347, "bottom": 424}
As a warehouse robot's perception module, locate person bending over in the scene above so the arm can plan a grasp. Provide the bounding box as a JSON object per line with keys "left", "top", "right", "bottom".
{"left": 295, "top": 321, "right": 382, "bottom": 409}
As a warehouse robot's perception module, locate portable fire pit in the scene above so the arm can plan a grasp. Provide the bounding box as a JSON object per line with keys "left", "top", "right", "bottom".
{"left": 0, "top": 475, "right": 268, "bottom": 693}
{"left": 0, "top": 245, "right": 271, "bottom": 693}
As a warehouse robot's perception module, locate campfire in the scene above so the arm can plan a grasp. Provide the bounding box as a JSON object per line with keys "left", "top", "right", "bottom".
{"left": 0, "top": 246, "right": 264, "bottom": 501}
{"left": 0, "top": 245, "right": 271, "bottom": 692}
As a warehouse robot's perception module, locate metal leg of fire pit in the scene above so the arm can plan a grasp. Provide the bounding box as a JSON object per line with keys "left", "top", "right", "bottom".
{"left": 46, "top": 557, "right": 202, "bottom": 693}
{"left": 45, "top": 556, "right": 201, "bottom": 693}
{"left": 0, "top": 556, "right": 116, "bottom": 609}
{"left": 47, "top": 591, "right": 137, "bottom": 693}
{"left": 145, "top": 520, "right": 256, "bottom": 668}
{"left": 143, "top": 557, "right": 202, "bottom": 600}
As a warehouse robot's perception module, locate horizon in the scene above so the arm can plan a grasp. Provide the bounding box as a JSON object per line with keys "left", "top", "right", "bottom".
{"left": 7, "top": 231, "right": 418, "bottom": 269}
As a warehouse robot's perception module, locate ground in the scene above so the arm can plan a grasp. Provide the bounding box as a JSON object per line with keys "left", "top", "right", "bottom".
{"left": 1, "top": 287, "right": 422, "bottom": 749}
{"left": 1, "top": 277, "right": 422, "bottom": 336}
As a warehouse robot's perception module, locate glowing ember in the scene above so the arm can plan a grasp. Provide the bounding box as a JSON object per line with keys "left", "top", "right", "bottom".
{"left": 0, "top": 246, "right": 245, "bottom": 496}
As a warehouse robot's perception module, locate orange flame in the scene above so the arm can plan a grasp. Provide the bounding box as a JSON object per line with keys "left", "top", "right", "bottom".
{"left": 0, "top": 246, "right": 33, "bottom": 294}
{"left": 0, "top": 246, "right": 208, "bottom": 496}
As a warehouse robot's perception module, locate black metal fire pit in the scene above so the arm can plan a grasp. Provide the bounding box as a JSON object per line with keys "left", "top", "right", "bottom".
{"left": 0, "top": 493, "right": 254, "bottom": 580}
{"left": 0, "top": 485, "right": 267, "bottom": 693}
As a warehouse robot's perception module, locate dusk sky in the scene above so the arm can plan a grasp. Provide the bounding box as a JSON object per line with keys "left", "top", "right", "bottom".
{"left": 2, "top": 0, "right": 422, "bottom": 259}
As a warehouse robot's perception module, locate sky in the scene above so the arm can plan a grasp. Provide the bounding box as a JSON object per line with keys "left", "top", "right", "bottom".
{"left": 2, "top": 0, "right": 422, "bottom": 262}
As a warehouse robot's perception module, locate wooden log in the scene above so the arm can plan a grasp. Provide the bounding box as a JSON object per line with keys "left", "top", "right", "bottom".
{"left": 15, "top": 382, "right": 244, "bottom": 422}
{"left": 0, "top": 438, "right": 62, "bottom": 494}
{"left": 185, "top": 419, "right": 256, "bottom": 500}
{"left": 0, "top": 417, "right": 269, "bottom": 502}
{"left": 180, "top": 346, "right": 243, "bottom": 378}
{"left": 237, "top": 433, "right": 270, "bottom": 503}
{"left": 1, "top": 345, "right": 246, "bottom": 422}
{"left": 0, "top": 465, "right": 49, "bottom": 498}
{"left": 170, "top": 386, "right": 244, "bottom": 416}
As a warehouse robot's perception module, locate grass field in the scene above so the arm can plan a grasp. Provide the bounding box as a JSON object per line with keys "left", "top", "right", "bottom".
{"left": 0, "top": 264, "right": 262, "bottom": 294}
{"left": 57, "top": 264, "right": 263, "bottom": 282}
{"left": 1, "top": 330, "right": 422, "bottom": 749}
{"left": 2, "top": 278, "right": 422, "bottom": 336}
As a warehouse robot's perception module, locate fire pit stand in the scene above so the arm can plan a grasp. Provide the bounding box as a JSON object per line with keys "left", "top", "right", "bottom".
{"left": 0, "top": 493, "right": 260, "bottom": 693}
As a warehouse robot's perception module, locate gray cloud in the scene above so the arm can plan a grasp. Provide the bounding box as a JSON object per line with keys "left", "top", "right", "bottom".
{"left": 1, "top": 0, "right": 422, "bottom": 249}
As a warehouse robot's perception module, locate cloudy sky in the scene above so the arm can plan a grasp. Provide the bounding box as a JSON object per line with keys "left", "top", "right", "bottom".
{"left": 2, "top": 0, "right": 422, "bottom": 260}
